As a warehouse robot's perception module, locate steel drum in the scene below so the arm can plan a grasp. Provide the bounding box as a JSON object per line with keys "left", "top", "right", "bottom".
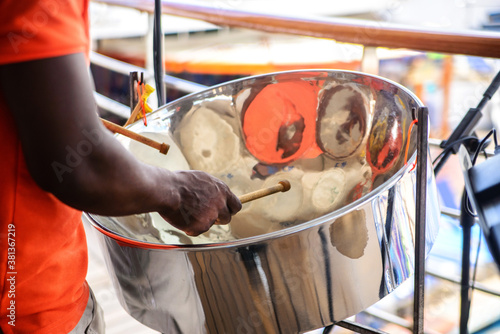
{"left": 84, "top": 70, "right": 440, "bottom": 334}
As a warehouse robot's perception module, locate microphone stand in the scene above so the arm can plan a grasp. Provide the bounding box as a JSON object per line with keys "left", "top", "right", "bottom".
{"left": 433, "top": 70, "right": 500, "bottom": 334}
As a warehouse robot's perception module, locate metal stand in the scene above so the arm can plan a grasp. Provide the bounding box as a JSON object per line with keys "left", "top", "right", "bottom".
{"left": 432, "top": 70, "right": 500, "bottom": 334}
{"left": 459, "top": 192, "right": 475, "bottom": 334}
{"left": 414, "top": 107, "right": 429, "bottom": 334}
{"left": 153, "top": 0, "right": 165, "bottom": 105}
{"left": 324, "top": 107, "right": 429, "bottom": 334}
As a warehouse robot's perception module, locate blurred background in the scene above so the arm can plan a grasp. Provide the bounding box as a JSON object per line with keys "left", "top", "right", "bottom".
{"left": 85, "top": 1, "right": 500, "bottom": 333}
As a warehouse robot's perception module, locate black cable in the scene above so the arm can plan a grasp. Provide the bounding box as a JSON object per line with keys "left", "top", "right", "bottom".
{"left": 432, "top": 136, "right": 478, "bottom": 165}
{"left": 463, "top": 129, "right": 496, "bottom": 217}
{"left": 472, "top": 129, "right": 495, "bottom": 165}
{"left": 465, "top": 194, "right": 477, "bottom": 218}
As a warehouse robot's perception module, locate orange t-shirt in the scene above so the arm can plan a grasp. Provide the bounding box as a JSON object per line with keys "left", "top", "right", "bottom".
{"left": 0, "top": 1, "right": 91, "bottom": 333}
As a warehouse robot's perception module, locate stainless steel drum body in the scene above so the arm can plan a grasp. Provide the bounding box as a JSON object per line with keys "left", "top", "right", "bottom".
{"left": 84, "top": 70, "right": 440, "bottom": 334}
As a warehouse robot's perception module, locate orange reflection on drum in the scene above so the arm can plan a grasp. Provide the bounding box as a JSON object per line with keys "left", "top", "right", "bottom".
{"left": 366, "top": 90, "right": 404, "bottom": 175}
{"left": 242, "top": 81, "right": 322, "bottom": 164}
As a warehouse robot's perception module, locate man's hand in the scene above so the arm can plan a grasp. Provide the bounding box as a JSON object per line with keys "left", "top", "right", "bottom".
{"left": 158, "top": 171, "right": 242, "bottom": 236}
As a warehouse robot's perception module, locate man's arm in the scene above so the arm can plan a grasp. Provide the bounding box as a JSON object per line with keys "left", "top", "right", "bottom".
{"left": 0, "top": 53, "right": 241, "bottom": 236}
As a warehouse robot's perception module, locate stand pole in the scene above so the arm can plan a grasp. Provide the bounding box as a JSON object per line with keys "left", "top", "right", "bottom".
{"left": 153, "top": 0, "right": 165, "bottom": 105}
{"left": 459, "top": 192, "right": 475, "bottom": 334}
{"left": 414, "top": 107, "right": 429, "bottom": 334}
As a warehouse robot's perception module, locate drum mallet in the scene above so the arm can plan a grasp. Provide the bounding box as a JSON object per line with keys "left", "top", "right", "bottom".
{"left": 238, "top": 180, "right": 291, "bottom": 204}
{"left": 100, "top": 118, "right": 170, "bottom": 155}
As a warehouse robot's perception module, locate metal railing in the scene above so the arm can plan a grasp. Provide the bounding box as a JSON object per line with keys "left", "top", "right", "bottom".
{"left": 96, "top": 0, "right": 500, "bottom": 58}
{"left": 91, "top": 51, "right": 207, "bottom": 117}
{"left": 91, "top": 51, "right": 208, "bottom": 94}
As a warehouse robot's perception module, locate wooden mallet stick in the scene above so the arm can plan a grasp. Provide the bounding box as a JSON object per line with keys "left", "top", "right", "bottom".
{"left": 124, "top": 102, "right": 143, "bottom": 127}
{"left": 238, "top": 180, "right": 291, "bottom": 204}
{"left": 100, "top": 118, "right": 170, "bottom": 155}
{"left": 216, "top": 180, "right": 291, "bottom": 224}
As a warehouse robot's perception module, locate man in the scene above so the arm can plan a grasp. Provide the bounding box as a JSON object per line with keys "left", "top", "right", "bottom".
{"left": 0, "top": 1, "right": 241, "bottom": 333}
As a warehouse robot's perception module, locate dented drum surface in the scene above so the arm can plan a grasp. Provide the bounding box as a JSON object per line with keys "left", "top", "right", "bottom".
{"left": 84, "top": 70, "right": 440, "bottom": 334}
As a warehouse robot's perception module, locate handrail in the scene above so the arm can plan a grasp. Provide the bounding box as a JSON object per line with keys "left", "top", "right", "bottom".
{"left": 93, "top": 91, "right": 130, "bottom": 118}
{"left": 90, "top": 51, "right": 208, "bottom": 93}
{"left": 96, "top": 0, "right": 500, "bottom": 58}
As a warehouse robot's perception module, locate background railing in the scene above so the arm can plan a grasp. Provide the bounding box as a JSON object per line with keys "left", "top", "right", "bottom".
{"left": 96, "top": 0, "right": 500, "bottom": 58}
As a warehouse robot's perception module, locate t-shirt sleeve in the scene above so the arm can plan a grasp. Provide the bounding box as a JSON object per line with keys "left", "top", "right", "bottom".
{"left": 0, "top": 0, "right": 89, "bottom": 65}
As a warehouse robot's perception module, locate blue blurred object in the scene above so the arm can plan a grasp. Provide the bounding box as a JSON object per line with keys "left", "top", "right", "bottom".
{"left": 467, "top": 56, "right": 493, "bottom": 74}
{"left": 436, "top": 179, "right": 460, "bottom": 210}
{"left": 426, "top": 212, "right": 495, "bottom": 280}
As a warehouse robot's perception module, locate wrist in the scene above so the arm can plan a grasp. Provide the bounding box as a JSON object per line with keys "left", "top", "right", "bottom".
{"left": 150, "top": 168, "right": 182, "bottom": 214}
